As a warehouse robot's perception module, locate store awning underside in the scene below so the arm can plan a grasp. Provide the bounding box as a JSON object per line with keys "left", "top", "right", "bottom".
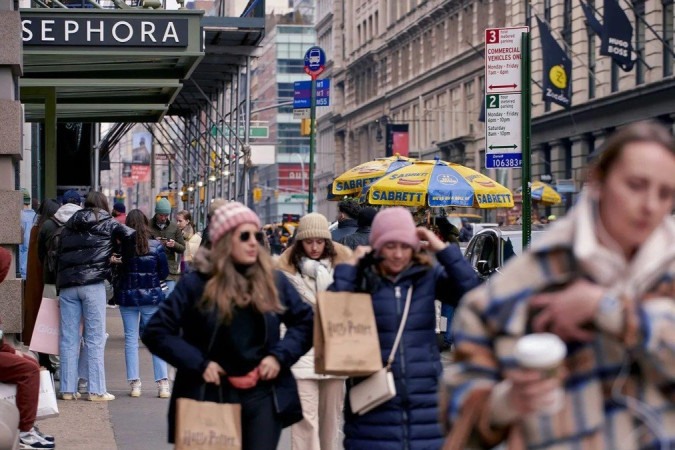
{"left": 168, "top": 16, "right": 264, "bottom": 117}
{"left": 19, "top": 10, "right": 264, "bottom": 123}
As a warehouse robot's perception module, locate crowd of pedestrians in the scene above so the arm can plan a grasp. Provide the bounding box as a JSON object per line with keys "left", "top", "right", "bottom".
{"left": 2, "top": 120, "right": 674, "bottom": 449}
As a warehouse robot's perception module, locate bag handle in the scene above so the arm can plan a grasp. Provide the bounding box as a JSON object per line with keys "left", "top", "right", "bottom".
{"left": 199, "top": 309, "right": 224, "bottom": 402}
{"left": 386, "top": 286, "right": 413, "bottom": 369}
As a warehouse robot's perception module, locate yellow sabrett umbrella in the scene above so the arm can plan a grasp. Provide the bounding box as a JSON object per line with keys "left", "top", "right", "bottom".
{"left": 367, "top": 159, "right": 514, "bottom": 208}
{"left": 531, "top": 181, "right": 562, "bottom": 205}
{"left": 331, "top": 155, "right": 415, "bottom": 197}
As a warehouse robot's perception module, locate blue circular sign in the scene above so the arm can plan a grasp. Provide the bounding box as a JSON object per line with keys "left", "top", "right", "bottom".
{"left": 304, "top": 46, "right": 326, "bottom": 76}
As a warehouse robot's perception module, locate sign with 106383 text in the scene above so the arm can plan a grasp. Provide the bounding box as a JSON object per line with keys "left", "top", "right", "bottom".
{"left": 485, "top": 93, "right": 522, "bottom": 168}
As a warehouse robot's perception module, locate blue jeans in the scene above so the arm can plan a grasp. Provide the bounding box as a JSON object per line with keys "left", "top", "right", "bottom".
{"left": 119, "top": 306, "right": 168, "bottom": 382}
{"left": 440, "top": 304, "right": 456, "bottom": 346}
{"left": 59, "top": 283, "right": 108, "bottom": 394}
{"left": 164, "top": 280, "right": 176, "bottom": 297}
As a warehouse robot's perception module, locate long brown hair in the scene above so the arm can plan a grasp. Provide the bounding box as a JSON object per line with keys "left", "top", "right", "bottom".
{"left": 84, "top": 191, "right": 110, "bottom": 221}
{"left": 177, "top": 209, "right": 195, "bottom": 238}
{"left": 592, "top": 120, "right": 675, "bottom": 182}
{"left": 125, "top": 209, "right": 150, "bottom": 256}
{"left": 198, "top": 229, "right": 283, "bottom": 322}
{"left": 288, "top": 238, "right": 337, "bottom": 272}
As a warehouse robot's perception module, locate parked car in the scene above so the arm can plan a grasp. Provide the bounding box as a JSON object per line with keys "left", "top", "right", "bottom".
{"left": 463, "top": 225, "right": 548, "bottom": 281}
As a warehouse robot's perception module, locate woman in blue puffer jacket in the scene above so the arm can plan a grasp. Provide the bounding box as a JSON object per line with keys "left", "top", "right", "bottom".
{"left": 113, "top": 209, "right": 170, "bottom": 399}
{"left": 329, "top": 207, "right": 480, "bottom": 450}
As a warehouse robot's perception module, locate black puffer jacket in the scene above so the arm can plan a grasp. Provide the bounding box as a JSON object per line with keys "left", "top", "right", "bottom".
{"left": 57, "top": 209, "right": 135, "bottom": 289}
{"left": 114, "top": 240, "right": 169, "bottom": 307}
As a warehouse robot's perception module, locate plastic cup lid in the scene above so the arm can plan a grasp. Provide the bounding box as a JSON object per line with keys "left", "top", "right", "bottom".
{"left": 514, "top": 333, "right": 567, "bottom": 369}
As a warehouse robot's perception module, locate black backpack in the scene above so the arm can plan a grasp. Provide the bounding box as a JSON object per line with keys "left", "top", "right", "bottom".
{"left": 46, "top": 218, "right": 65, "bottom": 274}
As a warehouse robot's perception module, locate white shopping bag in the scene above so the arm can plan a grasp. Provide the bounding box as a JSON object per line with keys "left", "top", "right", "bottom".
{"left": 0, "top": 370, "right": 59, "bottom": 420}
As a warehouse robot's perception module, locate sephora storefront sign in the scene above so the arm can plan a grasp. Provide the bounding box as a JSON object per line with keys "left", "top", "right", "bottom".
{"left": 22, "top": 16, "right": 189, "bottom": 47}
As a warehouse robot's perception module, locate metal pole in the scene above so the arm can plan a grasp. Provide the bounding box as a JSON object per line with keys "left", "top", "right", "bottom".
{"left": 297, "top": 153, "right": 306, "bottom": 216}
{"left": 228, "top": 78, "right": 236, "bottom": 200}
{"left": 243, "top": 56, "right": 252, "bottom": 206}
{"left": 234, "top": 65, "right": 242, "bottom": 202}
{"left": 308, "top": 76, "right": 317, "bottom": 213}
{"left": 93, "top": 123, "right": 100, "bottom": 191}
{"left": 521, "top": 31, "right": 532, "bottom": 250}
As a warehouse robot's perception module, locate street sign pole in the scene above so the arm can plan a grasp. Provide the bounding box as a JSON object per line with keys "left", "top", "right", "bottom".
{"left": 303, "top": 46, "right": 326, "bottom": 214}
{"left": 521, "top": 31, "right": 532, "bottom": 250}
{"left": 308, "top": 76, "right": 316, "bottom": 213}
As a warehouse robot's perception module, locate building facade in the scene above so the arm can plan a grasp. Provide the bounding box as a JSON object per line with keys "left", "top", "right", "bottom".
{"left": 251, "top": 18, "right": 316, "bottom": 224}
{"left": 318, "top": 0, "right": 675, "bottom": 219}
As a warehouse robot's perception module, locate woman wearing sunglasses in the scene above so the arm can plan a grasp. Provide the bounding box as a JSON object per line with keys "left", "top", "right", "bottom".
{"left": 277, "top": 213, "right": 352, "bottom": 450}
{"left": 143, "top": 202, "right": 314, "bottom": 449}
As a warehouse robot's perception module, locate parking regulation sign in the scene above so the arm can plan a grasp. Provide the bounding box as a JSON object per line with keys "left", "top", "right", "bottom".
{"left": 304, "top": 46, "right": 326, "bottom": 79}
{"left": 485, "top": 93, "right": 522, "bottom": 168}
{"left": 484, "top": 26, "right": 528, "bottom": 169}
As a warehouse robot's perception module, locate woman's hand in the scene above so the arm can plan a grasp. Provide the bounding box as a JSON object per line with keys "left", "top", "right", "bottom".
{"left": 110, "top": 254, "right": 122, "bottom": 264}
{"left": 202, "top": 361, "right": 226, "bottom": 385}
{"left": 504, "top": 368, "right": 564, "bottom": 416}
{"left": 416, "top": 227, "right": 448, "bottom": 252}
{"left": 258, "top": 356, "right": 281, "bottom": 380}
{"left": 530, "top": 279, "right": 605, "bottom": 341}
{"left": 348, "top": 245, "right": 372, "bottom": 265}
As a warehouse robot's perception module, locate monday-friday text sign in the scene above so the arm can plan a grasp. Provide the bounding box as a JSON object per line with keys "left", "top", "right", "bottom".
{"left": 484, "top": 26, "right": 528, "bottom": 169}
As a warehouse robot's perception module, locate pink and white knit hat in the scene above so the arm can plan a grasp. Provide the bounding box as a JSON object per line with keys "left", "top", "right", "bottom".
{"left": 209, "top": 202, "right": 261, "bottom": 244}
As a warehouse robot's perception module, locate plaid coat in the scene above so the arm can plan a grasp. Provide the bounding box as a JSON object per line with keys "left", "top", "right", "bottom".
{"left": 443, "top": 193, "right": 675, "bottom": 450}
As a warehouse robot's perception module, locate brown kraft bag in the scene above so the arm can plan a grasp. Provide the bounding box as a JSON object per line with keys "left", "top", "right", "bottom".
{"left": 175, "top": 398, "right": 241, "bottom": 450}
{"left": 314, "top": 291, "right": 383, "bottom": 376}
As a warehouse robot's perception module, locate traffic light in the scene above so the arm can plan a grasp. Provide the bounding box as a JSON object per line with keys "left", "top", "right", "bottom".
{"left": 300, "top": 118, "right": 312, "bottom": 136}
{"left": 253, "top": 187, "right": 262, "bottom": 203}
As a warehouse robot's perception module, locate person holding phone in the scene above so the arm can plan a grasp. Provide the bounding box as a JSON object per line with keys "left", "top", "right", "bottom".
{"left": 150, "top": 198, "right": 185, "bottom": 295}
{"left": 329, "top": 207, "right": 479, "bottom": 450}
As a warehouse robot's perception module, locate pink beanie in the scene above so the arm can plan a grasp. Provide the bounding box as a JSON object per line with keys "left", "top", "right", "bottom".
{"left": 209, "top": 202, "right": 261, "bottom": 244}
{"left": 369, "top": 207, "right": 420, "bottom": 253}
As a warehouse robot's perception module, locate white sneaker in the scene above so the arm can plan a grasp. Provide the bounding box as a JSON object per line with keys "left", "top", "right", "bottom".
{"left": 130, "top": 379, "right": 142, "bottom": 397}
{"left": 19, "top": 427, "right": 55, "bottom": 449}
{"left": 77, "top": 379, "right": 88, "bottom": 394}
{"left": 88, "top": 392, "right": 115, "bottom": 402}
{"left": 59, "top": 392, "right": 81, "bottom": 400}
{"left": 157, "top": 379, "right": 171, "bottom": 398}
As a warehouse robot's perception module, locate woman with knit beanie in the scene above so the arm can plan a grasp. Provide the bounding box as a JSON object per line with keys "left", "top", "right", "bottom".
{"left": 142, "top": 202, "right": 314, "bottom": 449}
{"left": 277, "top": 212, "right": 352, "bottom": 450}
{"left": 329, "top": 207, "right": 480, "bottom": 450}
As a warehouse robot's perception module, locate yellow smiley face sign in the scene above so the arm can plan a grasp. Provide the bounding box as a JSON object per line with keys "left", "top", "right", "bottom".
{"left": 549, "top": 65, "right": 568, "bottom": 89}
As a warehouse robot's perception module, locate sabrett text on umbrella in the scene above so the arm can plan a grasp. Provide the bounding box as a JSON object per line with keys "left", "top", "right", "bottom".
{"left": 371, "top": 190, "right": 424, "bottom": 203}
{"left": 334, "top": 177, "right": 379, "bottom": 192}
{"left": 477, "top": 193, "right": 512, "bottom": 204}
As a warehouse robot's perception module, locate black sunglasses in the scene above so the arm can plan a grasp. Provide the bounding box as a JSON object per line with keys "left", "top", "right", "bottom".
{"left": 239, "top": 231, "right": 265, "bottom": 243}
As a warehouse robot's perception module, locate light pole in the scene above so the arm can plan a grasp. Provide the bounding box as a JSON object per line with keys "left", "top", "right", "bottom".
{"left": 293, "top": 152, "right": 306, "bottom": 216}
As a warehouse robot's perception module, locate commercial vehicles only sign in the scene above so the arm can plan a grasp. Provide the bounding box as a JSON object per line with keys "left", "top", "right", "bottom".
{"left": 484, "top": 26, "right": 528, "bottom": 169}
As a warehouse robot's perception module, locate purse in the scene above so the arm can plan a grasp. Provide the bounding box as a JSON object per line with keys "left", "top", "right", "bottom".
{"left": 349, "top": 286, "right": 413, "bottom": 415}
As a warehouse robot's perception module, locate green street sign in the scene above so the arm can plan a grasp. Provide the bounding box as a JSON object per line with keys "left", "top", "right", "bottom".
{"left": 210, "top": 125, "right": 269, "bottom": 139}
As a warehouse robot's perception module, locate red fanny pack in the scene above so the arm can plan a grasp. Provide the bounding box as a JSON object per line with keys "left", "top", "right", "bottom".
{"left": 228, "top": 367, "right": 260, "bottom": 390}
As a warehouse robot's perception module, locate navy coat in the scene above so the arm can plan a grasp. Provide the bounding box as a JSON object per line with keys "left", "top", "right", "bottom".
{"left": 329, "top": 245, "right": 480, "bottom": 450}
{"left": 142, "top": 269, "right": 314, "bottom": 443}
{"left": 113, "top": 239, "right": 169, "bottom": 307}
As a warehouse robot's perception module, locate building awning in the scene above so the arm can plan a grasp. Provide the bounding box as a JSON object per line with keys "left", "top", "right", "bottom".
{"left": 19, "top": 9, "right": 264, "bottom": 123}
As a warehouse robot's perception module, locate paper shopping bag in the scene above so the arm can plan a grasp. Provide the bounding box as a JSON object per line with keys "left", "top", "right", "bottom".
{"left": 175, "top": 398, "right": 241, "bottom": 450}
{"left": 36, "top": 370, "right": 59, "bottom": 420}
{"left": 29, "top": 298, "right": 60, "bottom": 355}
{"left": 314, "top": 291, "right": 383, "bottom": 376}
{"left": 0, "top": 370, "right": 59, "bottom": 421}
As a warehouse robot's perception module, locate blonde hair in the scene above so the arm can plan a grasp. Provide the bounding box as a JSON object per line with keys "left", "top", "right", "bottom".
{"left": 196, "top": 229, "right": 283, "bottom": 322}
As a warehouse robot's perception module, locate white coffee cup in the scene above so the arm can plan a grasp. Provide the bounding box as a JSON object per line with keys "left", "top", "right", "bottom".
{"left": 514, "top": 333, "right": 567, "bottom": 415}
